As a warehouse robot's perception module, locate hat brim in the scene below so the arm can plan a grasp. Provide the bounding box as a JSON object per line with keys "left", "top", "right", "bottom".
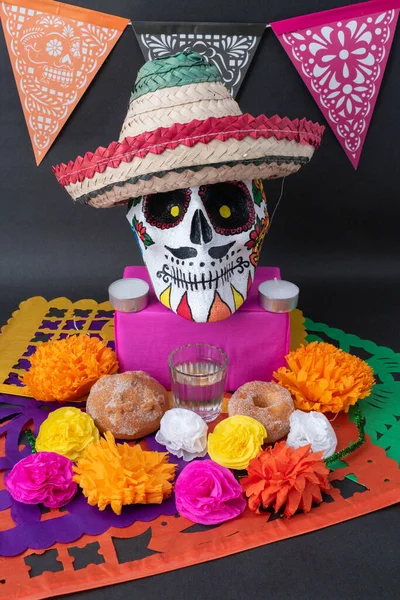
{"left": 53, "top": 114, "right": 324, "bottom": 208}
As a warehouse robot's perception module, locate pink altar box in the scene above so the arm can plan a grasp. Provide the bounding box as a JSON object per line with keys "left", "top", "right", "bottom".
{"left": 115, "top": 266, "right": 290, "bottom": 391}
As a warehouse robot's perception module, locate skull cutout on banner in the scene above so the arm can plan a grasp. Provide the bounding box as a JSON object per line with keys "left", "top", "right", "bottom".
{"left": 19, "top": 15, "right": 83, "bottom": 88}
{"left": 127, "top": 180, "right": 269, "bottom": 322}
{"left": 3, "top": 3, "right": 123, "bottom": 164}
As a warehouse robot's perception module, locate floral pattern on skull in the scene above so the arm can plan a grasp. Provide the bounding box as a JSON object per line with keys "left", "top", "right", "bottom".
{"left": 126, "top": 180, "right": 268, "bottom": 323}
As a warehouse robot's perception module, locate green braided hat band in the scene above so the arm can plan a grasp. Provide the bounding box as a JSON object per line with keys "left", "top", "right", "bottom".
{"left": 130, "top": 51, "right": 222, "bottom": 102}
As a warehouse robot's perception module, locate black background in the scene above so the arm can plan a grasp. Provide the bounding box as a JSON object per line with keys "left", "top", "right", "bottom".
{"left": 0, "top": 0, "right": 399, "bottom": 598}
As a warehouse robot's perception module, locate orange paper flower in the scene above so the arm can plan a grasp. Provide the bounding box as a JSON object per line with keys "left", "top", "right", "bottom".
{"left": 242, "top": 442, "right": 331, "bottom": 518}
{"left": 23, "top": 335, "right": 118, "bottom": 402}
{"left": 73, "top": 432, "right": 176, "bottom": 515}
{"left": 274, "top": 342, "right": 374, "bottom": 413}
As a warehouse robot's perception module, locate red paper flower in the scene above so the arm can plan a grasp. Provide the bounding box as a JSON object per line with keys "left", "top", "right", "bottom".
{"left": 242, "top": 442, "right": 331, "bottom": 518}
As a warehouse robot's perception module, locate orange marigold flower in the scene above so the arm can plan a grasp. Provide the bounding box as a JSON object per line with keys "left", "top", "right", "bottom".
{"left": 242, "top": 442, "right": 331, "bottom": 518}
{"left": 23, "top": 336, "right": 118, "bottom": 402}
{"left": 73, "top": 432, "right": 176, "bottom": 515}
{"left": 274, "top": 342, "right": 374, "bottom": 413}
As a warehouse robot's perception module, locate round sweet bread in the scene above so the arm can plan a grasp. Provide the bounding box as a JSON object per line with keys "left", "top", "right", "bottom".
{"left": 86, "top": 371, "right": 169, "bottom": 440}
{"left": 228, "top": 381, "right": 294, "bottom": 443}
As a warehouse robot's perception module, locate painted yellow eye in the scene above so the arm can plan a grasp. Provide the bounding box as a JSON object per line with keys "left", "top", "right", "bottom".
{"left": 219, "top": 205, "right": 231, "bottom": 219}
{"left": 170, "top": 205, "right": 180, "bottom": 218}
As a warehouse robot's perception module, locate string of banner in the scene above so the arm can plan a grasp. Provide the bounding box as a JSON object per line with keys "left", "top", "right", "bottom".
{"left": 1, "top": 0, "right": 399, "bottom": 168}
{"left": 128, "top": 21, "right": 273, "bottom": 28}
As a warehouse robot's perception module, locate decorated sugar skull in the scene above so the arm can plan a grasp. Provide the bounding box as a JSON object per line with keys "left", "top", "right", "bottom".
{"left": 54, "top": 51, "right": 324, "bottom": 321}
{"left": 126, "top": 180, "right": 268, "bottom": 321}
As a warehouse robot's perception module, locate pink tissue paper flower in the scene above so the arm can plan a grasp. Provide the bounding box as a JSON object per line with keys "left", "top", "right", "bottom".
{"left": 5, "top": 451, "right": 77, "bottom": 508}
{"left": 175, "top": 459, "right": 246, "bottom": 525}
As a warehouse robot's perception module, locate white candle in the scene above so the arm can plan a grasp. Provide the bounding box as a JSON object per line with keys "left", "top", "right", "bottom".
{"left": 108, "top": 278, "right": 149, "bottom": 312}
{"left": 258, "top": 278, "right": 299, "bottom": 313}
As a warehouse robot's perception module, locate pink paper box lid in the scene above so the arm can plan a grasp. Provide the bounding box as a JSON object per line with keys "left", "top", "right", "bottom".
{"left": 115, "top": 266, "right": 290, "bottom": 391}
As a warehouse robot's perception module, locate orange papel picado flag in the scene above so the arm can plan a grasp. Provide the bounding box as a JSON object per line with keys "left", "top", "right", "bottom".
{"left": 0, "top": 0, "right": 129, "bottom": 164}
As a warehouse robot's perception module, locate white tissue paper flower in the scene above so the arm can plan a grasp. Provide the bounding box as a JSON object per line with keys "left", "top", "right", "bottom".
{"left": 286, "top": 410, "right": 337, "bottom": 459}
{"left": 155, "top": 408, "right": 208, "bottom": 461}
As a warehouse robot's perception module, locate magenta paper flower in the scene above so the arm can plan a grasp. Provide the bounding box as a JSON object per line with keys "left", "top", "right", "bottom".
{"left": 5, "top": 451, "right": 77, "bottom": 508}
{"left": 175, "top": 459, "right": 246, "bottom": 525}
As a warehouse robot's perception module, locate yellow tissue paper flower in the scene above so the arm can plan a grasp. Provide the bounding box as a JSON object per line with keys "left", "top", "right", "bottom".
{"left": 207, "top": 416, "right": 266, "bottom": 470}
{"left": 73, "top": 432, "right": 176, "bottom": 515}
{"left": 36, "top": 407, "right": 100, "bottom": 461}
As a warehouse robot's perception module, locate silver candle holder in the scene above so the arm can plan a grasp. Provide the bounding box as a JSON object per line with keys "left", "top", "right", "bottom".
{"left": 108, "top": 278, "right": 149, "bottom": 313}
{"left": 258, "top": 278, "right": 299, "bottom": 313}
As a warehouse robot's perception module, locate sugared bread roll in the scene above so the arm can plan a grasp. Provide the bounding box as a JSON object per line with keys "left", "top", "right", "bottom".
{"left": 87, "top": 371, "right": 169, "bottom": 440}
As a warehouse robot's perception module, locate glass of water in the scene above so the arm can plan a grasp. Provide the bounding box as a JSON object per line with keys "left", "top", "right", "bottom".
{"left": 168, "top": 344, "right": 228, "bottom": 422}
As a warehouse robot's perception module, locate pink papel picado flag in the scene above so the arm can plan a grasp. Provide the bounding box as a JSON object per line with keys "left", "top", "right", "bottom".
{"left": 271, "top": 0, "right": 400, "bottom": 168}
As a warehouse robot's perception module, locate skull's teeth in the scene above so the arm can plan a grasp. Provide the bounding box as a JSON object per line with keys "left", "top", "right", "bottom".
{"left": 158, "top": 259, "right": 242, "bottom": 292}
{"left": 43, "top": 67, "right": 72, "bottom": 84}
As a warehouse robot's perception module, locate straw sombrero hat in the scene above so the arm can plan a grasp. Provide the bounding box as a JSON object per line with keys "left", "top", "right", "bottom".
{"left": 53, "top": 51, "right": 324, "bottom": 208}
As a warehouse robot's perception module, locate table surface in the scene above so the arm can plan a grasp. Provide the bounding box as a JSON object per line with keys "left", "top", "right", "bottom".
{"left": 1, "top": 281, "right": 399, "bottom": 600}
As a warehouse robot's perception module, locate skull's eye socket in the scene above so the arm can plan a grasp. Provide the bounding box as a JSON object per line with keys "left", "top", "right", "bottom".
{"left": 143, "top": 189, "right": 190, "bottom": 229}
{"left": 199, "top": 182, "right": 255, "bottom": 236}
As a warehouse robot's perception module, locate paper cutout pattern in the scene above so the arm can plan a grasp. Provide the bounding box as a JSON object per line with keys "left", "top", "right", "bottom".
{"left": 272, "top": 5, "right": 399, "bottom": 167}
{"left": 305, "top": 317, "right": 400, "bottom": 465}
{"left": 0, "top": 296, "right": 115, "bottom": 398}
{"left": 0, "top": 395, "right": 181, "bottom": 557}
{"left": 0, "top": 0, "right": 129, "bottom": 164}
{"left": 0, "top": 305, "right": 399, "bottom": 598}
{"left": 0, "top": 409, "right": 399, "bottom": 598}
{"left": 133, "top": 22, "right": 265, "bottom": 97}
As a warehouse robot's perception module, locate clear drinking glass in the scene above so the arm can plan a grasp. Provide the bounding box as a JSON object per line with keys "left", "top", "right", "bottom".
{"left": 168, "top": 344, "right": 228, "bottom": 422}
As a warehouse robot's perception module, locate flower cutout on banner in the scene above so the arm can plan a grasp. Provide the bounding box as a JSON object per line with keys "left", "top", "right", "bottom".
{"left": 71, "top": 40, "right": 81, "bottom": 58}
{"left": 46, "top": 39, "right": 63, "bottom": 57}
{"left": 62, "top": 24, "right": 75, "bottom": 38}
{"left": 139, "top": 35, "right": 177, "bottom": 56}
{"left": 38, "top": 15, "right": 63, "bottom": 27}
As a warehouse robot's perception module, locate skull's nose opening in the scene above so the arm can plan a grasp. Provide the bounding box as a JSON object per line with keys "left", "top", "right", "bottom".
{"left": 190, "top": 209, "right": 213, "bottom": 245}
